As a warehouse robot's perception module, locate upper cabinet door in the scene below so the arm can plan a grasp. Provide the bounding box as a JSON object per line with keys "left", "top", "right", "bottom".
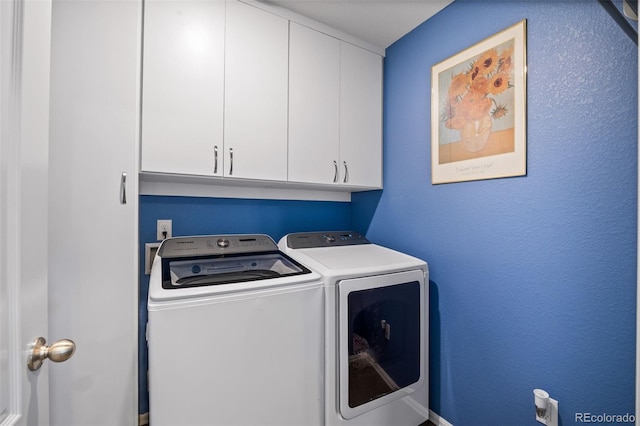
{"left": 141, "top": 0, "right": 225, "bottom": 176}
{"left": 340, "top": 42, "right": 383, "bottom": 189}
{"left": 224, "top": 1, "right": 289, "bottom": 181}
{"left": 288, "top": 23, "right": 340, "bottom": 185}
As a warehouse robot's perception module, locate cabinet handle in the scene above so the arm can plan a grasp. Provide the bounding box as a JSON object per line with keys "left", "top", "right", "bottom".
{"left": 214, "top": 146, "right": 218, "bottom": 174}
{"left": 333, "top": 161, "right": 338, "bottom": 183}
{"left": 120, "top": 172, "right": 127, "bottom": 205}
{"left": 229, "top": 148, "right": 233, "bottom": 176}
{"left": 343, "top": 161, "right": 349, "bottom": 183}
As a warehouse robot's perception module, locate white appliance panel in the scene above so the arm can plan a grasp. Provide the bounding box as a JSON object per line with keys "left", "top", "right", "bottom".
{"left": 148, "top": 281, "right": 323, "bottom": 425}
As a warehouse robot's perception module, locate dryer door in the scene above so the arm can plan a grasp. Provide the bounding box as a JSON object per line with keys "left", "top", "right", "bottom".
{"left": 337, "top": 269, "right": 426, "bottom": 420}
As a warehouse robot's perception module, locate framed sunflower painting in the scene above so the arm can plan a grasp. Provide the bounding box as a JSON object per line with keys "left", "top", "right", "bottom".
{"left": 431, "top": 20, "right": 527, "bottom": 184}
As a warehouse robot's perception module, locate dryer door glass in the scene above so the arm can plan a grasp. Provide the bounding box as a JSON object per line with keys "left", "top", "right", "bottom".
{"left": 346, "top": 281, "right": 421, "bottom": 408}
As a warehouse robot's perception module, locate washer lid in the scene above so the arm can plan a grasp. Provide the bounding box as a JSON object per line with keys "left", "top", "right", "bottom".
{"left": 161, "top": 252, "right": 310, "bottom": 289}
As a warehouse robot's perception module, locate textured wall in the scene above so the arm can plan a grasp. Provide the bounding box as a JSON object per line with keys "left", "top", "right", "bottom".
{"left": 353, "top": 0, "right": 638, "bottom": 424}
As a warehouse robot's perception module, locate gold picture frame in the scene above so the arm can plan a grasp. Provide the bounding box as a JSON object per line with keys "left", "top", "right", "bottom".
{"left": 431, "top": 20, "right": 527, "bottom": 184}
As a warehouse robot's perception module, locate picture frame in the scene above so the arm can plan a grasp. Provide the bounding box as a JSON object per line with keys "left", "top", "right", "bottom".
{"left": 431, "top": 20, "right": 527, "bottom": 184}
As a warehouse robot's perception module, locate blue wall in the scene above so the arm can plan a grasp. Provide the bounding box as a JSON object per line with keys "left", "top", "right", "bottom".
{"left": 354, "top": 0, "right": 638, "bottom": 425}
{"left": 138, "top": 195, "right": 352, "bottom": 413}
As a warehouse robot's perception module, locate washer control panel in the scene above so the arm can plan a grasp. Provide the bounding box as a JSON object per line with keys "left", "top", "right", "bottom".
{"left": 286, "top": 231, "right": 370, "bottom": 249}
{"left": 158, "top": 234, "right": 278, "bottom": 258}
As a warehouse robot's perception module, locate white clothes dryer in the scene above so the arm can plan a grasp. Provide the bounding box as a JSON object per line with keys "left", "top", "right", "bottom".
{"left": 148, "top": 234, "right": 324, "bottom": 426}
{"left": 279, "top": 231, "right": 429, "bottom": 426}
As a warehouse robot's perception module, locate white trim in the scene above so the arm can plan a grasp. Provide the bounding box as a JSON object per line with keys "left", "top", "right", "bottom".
{"left": 429, "top": 409, "right": 455, "bottom": 426}
{"left": 140, "top": 174, "right": 353, "bottom": 202}
{"left": 133, "top": 0, "right": 143, "bottom": 419}
{"left": 0, "top": 0, "right": 23, "bottom": 423}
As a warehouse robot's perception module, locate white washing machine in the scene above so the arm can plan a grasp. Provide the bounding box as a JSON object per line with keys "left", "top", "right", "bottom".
{"left": 279, "top": 231, "right": 429, "bottom": 426}
{"left": 148, "top": 234, "right": 324, "bottom": 426}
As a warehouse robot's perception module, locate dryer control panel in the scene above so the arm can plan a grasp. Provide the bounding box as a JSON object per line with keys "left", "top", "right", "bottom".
{"left": 286, "top": 231, "right": 370, "bottom": 249}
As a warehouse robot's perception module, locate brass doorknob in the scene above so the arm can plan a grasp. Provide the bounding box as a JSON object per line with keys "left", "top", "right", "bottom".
{"left": 27, "top": 337, "right": 76, "bottom": 371}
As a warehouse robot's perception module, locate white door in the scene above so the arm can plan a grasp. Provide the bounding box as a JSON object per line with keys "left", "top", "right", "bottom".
{"left": 1, "top": 1, "right": 139, "bottom": 425}
{"left": 1, "top": 0, "right": 52, "bottom": 424}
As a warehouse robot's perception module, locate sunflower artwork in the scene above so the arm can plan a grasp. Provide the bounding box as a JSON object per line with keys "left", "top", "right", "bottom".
{"left": 431, "top": 20, "right": 526, "bottom": 184}
{"left": 439, "top": 40, "right": 515, "bottom": 161}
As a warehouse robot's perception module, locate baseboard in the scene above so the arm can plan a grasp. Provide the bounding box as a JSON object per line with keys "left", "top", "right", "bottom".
{"left": 429, "top": 409, "right": 454, "bottom": 426}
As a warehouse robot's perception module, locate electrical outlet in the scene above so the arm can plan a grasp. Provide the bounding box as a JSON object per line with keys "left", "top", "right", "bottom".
{"left": 536, "top": 397, "right": 558, "bottom": 426}
{"left": 157, "top": 220, "right": 172, "bottom": 240}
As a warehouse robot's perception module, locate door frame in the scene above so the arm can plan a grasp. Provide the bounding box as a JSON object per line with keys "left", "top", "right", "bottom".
{"left": 635, "top": 50, "right": 640, "bottom": 425}
{"left": 0, "top": 0, "right": 24, "bottom": 421}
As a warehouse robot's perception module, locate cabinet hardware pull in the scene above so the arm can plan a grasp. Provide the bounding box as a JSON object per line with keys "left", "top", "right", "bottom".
{"left": 120, "top": 172, "right": 127, "bottom": 204}
{"left": 343, "top": 161, "right": 349, "bottom": 183}
{"left": 229, "top": 148, "right": 233, "bottom": 175}
{"left": 214, "top": 146, "right": 218, "bottom": 174}
{"left": 333, "top": 161, "right": 338, "bottom": 183}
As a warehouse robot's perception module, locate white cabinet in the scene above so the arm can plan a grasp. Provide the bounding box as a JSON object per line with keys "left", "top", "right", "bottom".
{"left": 140, "top": 0, "right": 382, "bottom": 194}
{"left": 340, "top": 41, "right": 383, "bottom": 188}
{"left": 141, "top": 0, "right": 225, "bottom": 176}
{"left": 289, "top": 24, "right": 383, "bottom": 189}
{"left": 224, "top": 0, "right": 289, "bottom": 181}
{"left": 288, "top": 22, "right": 340, "bottom": 185}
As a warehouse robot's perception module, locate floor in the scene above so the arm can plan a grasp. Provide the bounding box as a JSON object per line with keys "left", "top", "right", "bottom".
{"left": 139, "top": 415, "right": 436, "bottom": 426}
{"left": 140, "top": 414, "right": 436, "bottom": 425}
{"left": 140, "top": 417, "right": 436, "bottom": 426}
